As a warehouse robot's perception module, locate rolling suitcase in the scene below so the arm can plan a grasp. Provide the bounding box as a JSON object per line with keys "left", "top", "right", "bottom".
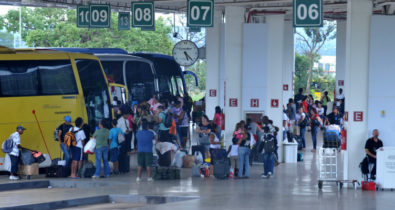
{"left": 152, "top": 167, "right": 180, "bottom": 180}
{"left": 213, "top": 159, "right": 230, "bottom": 179}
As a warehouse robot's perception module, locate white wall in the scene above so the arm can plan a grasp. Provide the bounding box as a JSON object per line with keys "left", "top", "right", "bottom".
{"left": 242, "top": 24, "right": 268, "bottom": 114}
{"left": 368, "top": 15, "right": 395, "bottom": 147}
{"left": 336, "top": 20, "right": 346, "bottom": 92}
{"left": 282, "top": 21, "right": 294, "bottom": 105}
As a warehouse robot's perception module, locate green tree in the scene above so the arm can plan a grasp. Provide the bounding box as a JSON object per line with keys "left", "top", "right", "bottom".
{"left": 0, "top": 8, "right": 173, "bottom": 54}
{"left": 296, "top": 21, "right": 336, "bottom": 94}
{"left": 184, "top": 60, "right": 206, "bottom": 101}
{"left": 294, "top": 53, "right": 309, "bottom": 95}
{"left": 0, "top": 31, "right": 14, "bottom": 48}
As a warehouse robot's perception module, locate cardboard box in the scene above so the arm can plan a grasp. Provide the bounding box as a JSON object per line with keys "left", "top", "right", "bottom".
{"left": 19, "top": 163, "right": 39, "bottom": 176}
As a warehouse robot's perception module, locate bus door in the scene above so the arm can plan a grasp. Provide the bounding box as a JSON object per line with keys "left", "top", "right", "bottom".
{"left": 75, "top": 59, "right": 112, "bottom": 133}
{"left": 124, "top": 61, "right": 156, "bottom": 103}
{"left": 108, "top": 83, "right": 128, "bottom": 115}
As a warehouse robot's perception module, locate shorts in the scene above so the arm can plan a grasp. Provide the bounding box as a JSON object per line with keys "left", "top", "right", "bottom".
{"left": 137, "top": 152, "right": 153, "bottom": 168}
{"left": 230, "top": 156, "right": 239, "bottom": 169}
{"left": 179, "top": 127, "right": 188, "bottom": 138}
{"left": 110, "top": 148, "right": 120, "bottom": 162}
{"left": 71, "top": 146, "right": 82, "bottom": 161}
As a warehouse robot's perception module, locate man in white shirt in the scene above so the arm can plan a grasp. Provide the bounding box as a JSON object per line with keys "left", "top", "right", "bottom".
{"left": 8, "top": 126, "right": 27, "bottom": 180}
{"left": 69, "top": 118, "right": 86, "bottom": 179}
{"left": 336, "top": 88, "right": 345, "bottom": 106}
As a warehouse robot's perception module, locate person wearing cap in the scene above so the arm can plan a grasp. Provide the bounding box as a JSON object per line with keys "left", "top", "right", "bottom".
{"left": 56, "top": 116, "right": 73, "bottom": 164}
{"left": 8, "top": 126, "right": 27, "bottom": 180}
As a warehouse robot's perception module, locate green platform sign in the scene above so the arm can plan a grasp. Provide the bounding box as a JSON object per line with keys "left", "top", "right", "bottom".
{"left": 118, "top": 12, "right": 131, "bottom": 30}
{"left": 132, "top": 2, "right": 155, "bottom": 29}
{"left": 293, "top": 0, "right": 323, "bottom": 27}
{"left": 77, "top": 5, "right": 89, "bottom": 28}
{"left": 187, "top": 0, "right": 214, "bottom": 27}
{"left": 89, "top": 4, "right": 111, "bottom": 28}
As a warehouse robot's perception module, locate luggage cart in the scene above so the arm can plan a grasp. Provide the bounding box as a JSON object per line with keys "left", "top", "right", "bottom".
{"left": 318, "top": 127, "right": 359, "bottom": 190}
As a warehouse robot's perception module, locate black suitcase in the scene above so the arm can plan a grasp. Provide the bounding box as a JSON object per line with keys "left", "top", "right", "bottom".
{"left": 46, "top": 165, "right": 71, "bottom": 178}
{"left": 213, "top": 159, "right": 230, "bottom": 179}
{"left": 158, "top": 150, "right": 171, "bottom": 167}
{"left": 152, "top": 167, "right": 180, "bottom": 180}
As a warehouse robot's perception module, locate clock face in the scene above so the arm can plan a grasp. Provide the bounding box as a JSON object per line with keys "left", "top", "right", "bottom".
{"left": 172, "top": 40, "right": 199, "bottom": 66}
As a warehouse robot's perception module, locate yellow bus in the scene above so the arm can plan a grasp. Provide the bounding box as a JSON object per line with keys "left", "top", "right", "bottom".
{"left": 0, "top": 47, "right": 123, "bottom": 171}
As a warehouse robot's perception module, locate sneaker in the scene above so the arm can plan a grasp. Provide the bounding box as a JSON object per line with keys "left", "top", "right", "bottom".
{"left": 147, "top": 178, "right": 153, "bottom": 182}
{"left": 268, "top": 172, "right": 272, "bottom": 178}
{"left": 136, "top": 177, "right": 141, "bottom": 182}
{"left": 91, "top": 175, "right": 100, "bottom": 179}
{"left": 229, "top": 172, "right": 234, "bottom": 179}
{"left": 9, "top": 175, "right": 19, "bottom": 180}
{"left": 261, "top": 174, "right": 268, "bottom": 178}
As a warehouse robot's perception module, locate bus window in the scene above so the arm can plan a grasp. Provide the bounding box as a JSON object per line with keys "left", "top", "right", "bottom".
{"left": 170, "top": 76, "right": 177, "bottom": 96}
{"left": 75, "top": 60, "right": 111, "bottom": 132}
{"left": 175, "top": 76, "right": 184, "bottom": 97}
{"left": 125, "top": 61, "right": 155, "bottom": 102}
{"left": 0, "top": 60, "right": 78, "bottom": 97}
{"left": 158, "top": 75, "right": 171, "bottom": 98}
{"left": 101, "top": 61, "right": 124, "bottom": 84}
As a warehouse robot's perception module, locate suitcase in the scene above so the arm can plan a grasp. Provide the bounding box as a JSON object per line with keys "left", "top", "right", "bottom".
{"left": 192, "top": 164, "right": 201, "bottom": 177}
{"left": 183, "top": 155, "right": 195, "bottom": 168}
{"left": 294, "top": 136, "right": 303, "bottom": 150}
{"left": 78, "top": 160, "right": 96, "bottom": 178}
{"left": 210, "top": 149, "right": 227, "bottom": 161}
{"left": 213, "top": 159, "right": 230, "bottom": 179}
{"left": 158, "top": 150, "right": 172, "bottom": 167}
{"left": 46, "top": 165, "right": 71, "bottom": 178}
{"left": 152, "top": 167, "right": 180, "bottom": 180}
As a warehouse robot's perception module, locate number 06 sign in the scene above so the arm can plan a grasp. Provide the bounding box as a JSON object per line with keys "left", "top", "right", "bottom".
{"left": 293, "top": 0, "right": 323, "bottom": 27}
{"left": 187, "top": 0, "right": 214, "bottom": 27}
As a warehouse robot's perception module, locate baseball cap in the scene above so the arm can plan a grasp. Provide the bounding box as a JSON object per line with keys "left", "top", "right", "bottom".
{"left": 16, "top": 126, "right": 26, "bottom": 131}
{"left": 64, "top": 116, "right": 72, "bottom": 123}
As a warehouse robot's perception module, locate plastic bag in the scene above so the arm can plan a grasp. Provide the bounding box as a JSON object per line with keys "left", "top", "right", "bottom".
{"left": 4, "top": 154, "right": 11, "bottom": 172}
{"left": 84, "top": 138, "right": 96, "bottom": 154}
{"left": 195, "top": 151, "right": 203, "bottom": 165}
{"left": 171, "top": 150, "right": 186, "bottom": 168}
{"left": 21, "top": 149, "right": 35, "bottom": 165}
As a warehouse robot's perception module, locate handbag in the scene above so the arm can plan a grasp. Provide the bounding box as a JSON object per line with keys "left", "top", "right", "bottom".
{"left": 118, "top": 132, "right": 125, "bottom": 144}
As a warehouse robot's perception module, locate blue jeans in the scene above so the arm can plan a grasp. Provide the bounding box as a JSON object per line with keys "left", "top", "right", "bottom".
{"left": 238, "top": 147, "right": 250, "bottom": 178}
{"left": 263, "top": 153, "right": 275, "bottom": 176}
{"left": 311, "top": 126, "right": 319, "bottom": 149}
{"left": 60, "top": 143, "right": 71, "bottom": 163}
{"left": 300, "top": 126, "right": 306, "bottom": 148}
{"left": 94, "top": 146, "right": 110, "bottom": 177}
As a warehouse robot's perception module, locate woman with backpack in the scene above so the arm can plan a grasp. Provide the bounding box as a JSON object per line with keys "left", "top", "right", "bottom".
{"left": 296, "top": 107, "right": 307, "bottom": 150}
{"left": 309, "top": 108, "right": 323, "bottom": 152}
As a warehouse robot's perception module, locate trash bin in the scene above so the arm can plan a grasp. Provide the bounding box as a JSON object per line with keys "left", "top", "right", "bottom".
{"left": 283, "top": 141, "right": 298, "bottom": 163}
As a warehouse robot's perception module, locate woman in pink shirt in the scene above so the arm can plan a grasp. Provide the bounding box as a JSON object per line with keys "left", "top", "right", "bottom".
{"left": 213, "top": 106, "right": 222, "bottom": 138}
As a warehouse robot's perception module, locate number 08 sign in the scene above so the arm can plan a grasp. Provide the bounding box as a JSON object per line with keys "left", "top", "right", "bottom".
{"left": 293, "top": 0, "right": 323, "bottom": 27}
{"left": 187, "top": 0, "right": 214, "bottom": 27}
{"left": 132, "top": 2, "right": 155, "bottom": 29}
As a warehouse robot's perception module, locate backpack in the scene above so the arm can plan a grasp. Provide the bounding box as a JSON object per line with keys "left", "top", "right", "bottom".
{"left": 262, "top": 134, "right": 276, "bottom": 154}
{"left": 164, "top": 112, "right": 173, "bottom": 128}
{"left": 299, "top": 113, "right": 310, "bottom": 127}
{"left": 2, "top": 137, "right": 14, "bottom": 154}
{"left": 64, "top": 128, "right": 79, "bottom": 148}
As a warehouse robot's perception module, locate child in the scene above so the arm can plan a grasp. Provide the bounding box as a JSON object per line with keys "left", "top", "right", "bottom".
{"left": 109, "top": 119, "right": 124, "bottom": 175}
{"left": 234, "top": 123, "right": 244, "bottom": 139}
{"left": 227, "top": 137, "right": 239, "bottom": 179}
{"left": 261, "top": 126, "right": 276, "bottom": 179}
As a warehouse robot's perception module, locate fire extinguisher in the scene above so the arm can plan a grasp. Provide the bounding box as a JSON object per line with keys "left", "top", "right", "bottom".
{"left": 341, "top": 129, "right": 347, "bottom": 150}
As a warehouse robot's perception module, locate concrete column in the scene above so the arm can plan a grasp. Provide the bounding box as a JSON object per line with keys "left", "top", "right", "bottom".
{"left": 266, "top": 15, "right": 285, "bottom": 162}
{"left": 205, "top": 10, "right": 223, "bottom": 118}
{"left": 223, "top": 6, "right": 244, "bottom": 145}
{"left": 336, "top": 20, "right": 346, "bottom": 92}
{"left": 344, "top": 0, "right": 372, "bottom": 181}
{"left": 282, "top": 21, "right": 294, "bottom": 105}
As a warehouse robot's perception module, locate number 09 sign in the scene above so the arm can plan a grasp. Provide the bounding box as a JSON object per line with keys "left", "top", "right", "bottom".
{"left": 187, "top": 0, "right": 214, "bottom": 27}
{"left": 293, "top": 0, "right": 323, "bottom": 27}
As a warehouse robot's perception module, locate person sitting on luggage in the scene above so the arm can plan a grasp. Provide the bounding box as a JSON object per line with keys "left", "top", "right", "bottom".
{"left": 365, "top": 129, "right": 384, "bottom": 180}
{"left": 325, "top": 107, "right": 343, "bottom": 127}
{"left": 261, "top": 126, "right": 276, "bottom": 179}
{"left": 136, "top": 119, "right": 157, "bottom": 182}
{"left": 69, "top": 118, "right": 86, "bottom": 179}
{"left": 8, "top": 126, "right": 29, "bottom": 180}
{"left": 92, "top": 120, "right": 111, "bottom": 179}
{"left": 56, "top": 116, "right": 73, "bottom": 164}
{"left": 109, "top": 119, "right": 123, "bottom": 175}
{"left": 227, "top": 137, "right": 239, "bottom": 179}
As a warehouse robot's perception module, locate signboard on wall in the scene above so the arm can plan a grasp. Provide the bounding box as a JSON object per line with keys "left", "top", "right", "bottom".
{"left": 229, "top": 98, "right": 238, "bottom": 107}
{"left": 250, "top": 99, "right": 259, "bottom": 107}
{"left": 132, "top": 2, "right": 155, "bottom": 29}
{"left": 187, "top": 0, "right": 214, "bottom": 27}
{"left": 344, "top": 111, "right": 348, "bottom": 121}
{"left": 338, "top": 80, "right": 344, "bottom": 86}
{"left": 283, "top": 84, "right": 289, "bottom": 91}
{"left": 118, "top": 12, "right": 131, "bottom": 30}
{"left": 89, "top": 4, "right": 111, "bottom": 28}
{"left": 209, "top": 89, "right": 216, "bottom": 97}
{"left": 77, "top": 5, "right": 90, "bottom": 28}
{"left": 354, "top": 111, "right": 363, "bottom": 122}
{"left": 271, "top": 99, "right": 279, "bottom": 108}
{"left": 293, "top": 0, "right": 323, "bottom": 27}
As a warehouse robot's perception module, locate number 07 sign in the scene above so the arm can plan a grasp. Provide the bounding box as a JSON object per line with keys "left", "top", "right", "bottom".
{"left": 187, "top": 0, "right": 214, "bottom": 27}
{"left": 293, "top": 0, "right": 323, "bottom": 27}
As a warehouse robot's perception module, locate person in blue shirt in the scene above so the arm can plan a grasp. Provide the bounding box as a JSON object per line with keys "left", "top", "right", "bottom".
{"left": 136, "top": 119, "right": 156, "bottom": 182}
{"left": 109, "top": 119, "right": 124, "bottom": 175}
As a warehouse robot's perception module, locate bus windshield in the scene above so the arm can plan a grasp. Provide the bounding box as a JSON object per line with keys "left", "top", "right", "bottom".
{"left": 0, "top": 60, "right": 78, "bottom": 97}
{"left": 125, "top": 61, "right": 155, "bottom": 102}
